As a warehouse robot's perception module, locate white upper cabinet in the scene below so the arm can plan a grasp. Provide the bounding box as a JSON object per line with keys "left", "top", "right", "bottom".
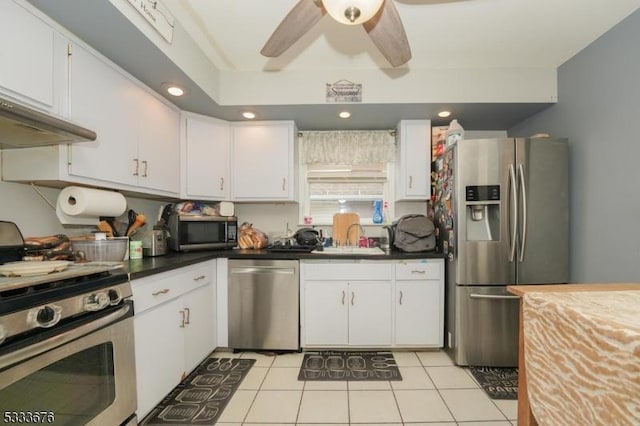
{"left": 0, "top": 0, "right": 68, "bottom": 115}
{"left": 395, "top": 120, "right": 431, "bottom": 200}
{"left": 230, "top": 121, "right": 298, "bottom": 202}
{"left": 68, "top": 43, "right": 180, "bottom": 194}
{"left": 181, "top": 113, "right": 230, "bottom": 200}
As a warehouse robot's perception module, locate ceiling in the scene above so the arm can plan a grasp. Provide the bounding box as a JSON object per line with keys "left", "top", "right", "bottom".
{"left": 27, "top": 0, "right": 639, "bottom": 130}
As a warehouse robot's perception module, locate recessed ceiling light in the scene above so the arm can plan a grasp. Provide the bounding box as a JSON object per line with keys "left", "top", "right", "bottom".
{"left": 339, "top": 111, "right": 351, "bottom": 119}
{"left": 242, "top": 111, "right": 256, "bottom": 119}
{"left": 438, "top": 110, "right": 451, "bottom": 118}
{"left": 162, "top": 83, "right": 185, "bottom": 97}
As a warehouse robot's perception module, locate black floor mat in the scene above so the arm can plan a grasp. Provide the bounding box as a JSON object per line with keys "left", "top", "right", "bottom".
{"left": 468, "top": 366, "right": 518, "bottom": 400}
{"left": 298, "top": 351, "right": 402, "bottom": 381}
{"left": 140, "top": 357, "right": 255, "bottom": 425}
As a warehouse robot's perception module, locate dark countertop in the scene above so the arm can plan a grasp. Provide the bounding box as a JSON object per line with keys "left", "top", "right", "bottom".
{"left": 125, "top": 248, "right": 445, "bottom": 280}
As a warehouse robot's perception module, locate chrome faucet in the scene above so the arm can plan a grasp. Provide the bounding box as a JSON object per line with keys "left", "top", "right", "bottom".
{"left": 345, "top": 223, "right": 367, "bottom": 247}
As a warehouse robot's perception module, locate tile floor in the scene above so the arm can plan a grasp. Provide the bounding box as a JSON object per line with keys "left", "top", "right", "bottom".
{"left": 208, "top": 349, "right": 518, "bottom": 426}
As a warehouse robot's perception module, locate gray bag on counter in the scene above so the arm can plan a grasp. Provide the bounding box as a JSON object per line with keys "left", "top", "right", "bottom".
{"left": 393, "top": 214, "right": 436, "bottom": 252}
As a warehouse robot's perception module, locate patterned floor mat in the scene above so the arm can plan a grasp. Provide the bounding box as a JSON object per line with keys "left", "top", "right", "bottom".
{"left": 468, "top": 366, "right": 518, "bottom": 399}
{"left": 298, "top": 351, "right": 402, "bottom": 381}
{"left": 140, "top": 357, "right": 255, "bottom": 425}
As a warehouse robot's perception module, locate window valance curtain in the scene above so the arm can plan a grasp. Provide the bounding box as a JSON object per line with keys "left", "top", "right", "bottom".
{"left": 301, "top": 130, "right": 395, "bottom": 164}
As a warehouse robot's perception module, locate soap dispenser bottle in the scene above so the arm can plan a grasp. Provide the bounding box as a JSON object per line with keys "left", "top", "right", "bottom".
{"left": 372, "top": 199, "right": 383, "bottom": 224}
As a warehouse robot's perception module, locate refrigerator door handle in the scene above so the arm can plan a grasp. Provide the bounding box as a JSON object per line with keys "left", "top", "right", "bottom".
{"left": 469, "top": 293, "right": 520, "bottom": 300}
{"left": 508, "top": 164, "right": 517, "bottom": 262}
{"left": 518, "top": 163, "right": 527, "bottom": 262}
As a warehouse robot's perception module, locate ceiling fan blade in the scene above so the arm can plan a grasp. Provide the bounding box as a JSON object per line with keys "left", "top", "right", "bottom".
{"left": 261, "top": 0, "right": 326, "bottom": 57}
{"left": 363, "top": 0, "right": 412, "bottom": 67}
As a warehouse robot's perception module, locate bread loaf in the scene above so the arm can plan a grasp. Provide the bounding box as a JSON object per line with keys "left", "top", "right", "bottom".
{"left": 238, "top": 222, "right": 268, "bottom": 249}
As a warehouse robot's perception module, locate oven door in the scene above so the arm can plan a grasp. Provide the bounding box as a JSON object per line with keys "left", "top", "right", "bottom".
{"left": 0, "top": 301, "right": 136, "bottom": 426}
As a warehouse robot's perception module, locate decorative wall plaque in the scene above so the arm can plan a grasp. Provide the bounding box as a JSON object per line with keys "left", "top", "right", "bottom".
{"left": 126, "top": 0, "right": 175, "bottom": 43}
{"left": 326, "top": 80, "right": 362, "bottom": 103}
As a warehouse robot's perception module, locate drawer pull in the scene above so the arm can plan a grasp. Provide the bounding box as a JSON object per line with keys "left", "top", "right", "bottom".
{"left": 411, "top": 270, "right": 426, "bottom": 274}
{"left": 179, "top": 310, "right": 186, "bottom": 328}
{"left": 193, "top": 275, "right": 206, "bottom": 281}
{"left": 399, "top": 290, "right": 404, "bottom": 305}
{"left": 341, "top": 290, "right": 345, "bottom": 305}
{"left": 184, "top": 307, "right": 191, "bottom": 325}
{"left": 351, "top": 292, "right": 355, "bottom": 306}
{"left": 152, "top": 289, "right": 170, "bottom": 296}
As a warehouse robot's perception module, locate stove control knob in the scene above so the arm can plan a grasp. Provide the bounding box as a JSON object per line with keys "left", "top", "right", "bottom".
{"left": 84, "top": 292, "right": 110, "bottom": 311}
{"left": 28, "top": 305, "right": 62, "bottom": 328}
{"left": 108, "top": 289, "right": 122, "bottom": 305}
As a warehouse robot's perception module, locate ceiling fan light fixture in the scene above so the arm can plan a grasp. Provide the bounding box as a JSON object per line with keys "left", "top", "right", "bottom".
{"left": 323, "top": 0, "right": 384, "bottom": 25}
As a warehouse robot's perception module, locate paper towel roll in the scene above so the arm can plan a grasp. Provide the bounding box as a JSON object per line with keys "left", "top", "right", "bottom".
{"left": 56, "top": 186, "right": 127, "bottom": 225}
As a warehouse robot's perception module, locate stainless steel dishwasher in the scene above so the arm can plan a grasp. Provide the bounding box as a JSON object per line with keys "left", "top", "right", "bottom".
{"left": 228, "top": 259, "right": 300, "bottom": 350}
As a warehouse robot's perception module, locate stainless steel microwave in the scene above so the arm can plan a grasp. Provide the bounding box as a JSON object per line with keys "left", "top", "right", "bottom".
{"left": 167, "top": 214, "right": 237, "bottom": 251}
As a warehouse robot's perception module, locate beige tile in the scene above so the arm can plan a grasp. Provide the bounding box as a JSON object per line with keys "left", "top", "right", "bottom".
{"left": 348, "top": 424, "right": 402, "bottom": 426}
{"left": 244, "top": 424, "right": 295, "bottom": 426}
{"left": 347, "top": 380, "right": 391, "bottom": 390}
{"left": 238, "top": 366, "right": 269, "bottom": 390}
{"left": 244, "top": 390, "right": 302, "bottom": 423}
{"left": 426, "top": 366, "right": 479, "bottom": 389}
{"left": 394, "top": 389, "right": 454, "bottom": 423}
{"left": 390, "top": 366, "right": 435, "bottom": 390}
{"left": 457, "top": 422, "right": 512, "bottom": 426}
{"left": 416, "top": 350, "right": 454, "bottom": 366}
{"left": 213, "top": 423, "right": 242, "bottom": 426}
{"left": 297, "top": 390, "right": 349, "bottom": 423}
{"left": 239, "top": 351, "right": 275, "bottom": 367}
{"left": 348, "top": 390, "right": 401, "bottom": 423}
{"left": 390, "top": 351, "right": 421, "bottom": 366}
{"left": 262, "top": 367, "right": 305, "bottom": 390}
{"left": 215, "top": 389, "right": 256, "bottom": 423}
{"left": 440, "top": 389, "right": 507, "bottom": 422}
{"left": 493, "top": 399, "right": 518, "bottom": 420}
{"left": 272, "top": 352, "right": 305, "bottom": 367}
{"left": 397, "top": 423, "right": 455, "bottom": 426}
{"left": 304, "top": 380, "right": 348, "bottom": 391}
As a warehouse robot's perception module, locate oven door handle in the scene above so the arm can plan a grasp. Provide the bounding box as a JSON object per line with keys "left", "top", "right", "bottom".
{"left": 0, "top": 304, "right": 131, "bottom": 370}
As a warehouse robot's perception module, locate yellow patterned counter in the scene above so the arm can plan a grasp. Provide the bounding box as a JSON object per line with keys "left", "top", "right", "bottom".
{"left": 507, "top": 284, "right": 640, "bottom": 426}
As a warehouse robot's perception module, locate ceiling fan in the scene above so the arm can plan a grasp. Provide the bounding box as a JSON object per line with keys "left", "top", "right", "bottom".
{"left": 261, "top": 0, "right": 411, "bottom": 67}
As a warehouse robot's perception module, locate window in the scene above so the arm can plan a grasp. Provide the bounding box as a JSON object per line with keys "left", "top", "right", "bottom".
{"left": 299, "top": 131, "right": 395, "bottom": 225}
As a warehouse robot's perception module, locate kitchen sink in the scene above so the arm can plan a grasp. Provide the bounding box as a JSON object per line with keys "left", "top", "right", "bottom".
{"left": 311, "top": 246, "right": 386, "bottom": 255}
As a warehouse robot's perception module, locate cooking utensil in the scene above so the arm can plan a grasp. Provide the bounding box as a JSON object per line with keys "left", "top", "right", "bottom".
{"left": 125, "top": 210, "right": 146, "bottom": 237}
{"left": 99, "top": 217, "right": 118, "bottom": 237}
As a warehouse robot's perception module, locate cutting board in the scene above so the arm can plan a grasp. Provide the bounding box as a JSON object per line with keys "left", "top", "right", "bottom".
{"left": 332, "top": 213, "right": 361, "bottom": 246}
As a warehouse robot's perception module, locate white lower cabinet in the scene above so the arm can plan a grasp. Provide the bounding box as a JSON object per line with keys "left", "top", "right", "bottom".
{"left": 394, "top": 260, "right": 444, "bottom": 347}
{"left": 132, "top": 261, "right": 216, "bottom": 419}
{"left": 301, "top": 259, "right": 444, "bottom": 349}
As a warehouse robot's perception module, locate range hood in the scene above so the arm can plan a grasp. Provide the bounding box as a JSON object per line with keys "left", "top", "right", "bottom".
{"left": 0, "top": 97, "right": 97, "bottom": 149}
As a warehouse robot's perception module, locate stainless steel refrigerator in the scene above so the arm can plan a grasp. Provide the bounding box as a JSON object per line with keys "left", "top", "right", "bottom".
{"left": 432, "top": 137, "right": 568, "bottom": 367}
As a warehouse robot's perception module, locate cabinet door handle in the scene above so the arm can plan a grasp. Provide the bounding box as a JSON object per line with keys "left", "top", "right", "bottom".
{"left": 184, "top": 307, "right": 191, "bottom": 325}
{"left": 351, "top": 291, "right": 355, "bottom": 306}
{"left": 152, "top": 289, "right": 170, "bottom": 296}
{"left": 411, "top": 270, "right": 426, "bottom": 274}
{"left": 409, "top": 175, "right": 413, "bottom": 189}
{"left": 133, "top": 158, "right": 139, "bottom": 176}
{"left": 341, "top": 290, "right": 345, "bottom": 305}
{"left": 220, "top": 177, "right": 224, "bottom": 191}
{"left": 179, "top": 310, "right": 186, "bottom": 328}
{"left": 142, "top": 160, "right": 148, "bottom": 177}
{"left": 282, "top": 178, "right": 286, "bottom": 191}
{"left": 193, "top": 275, "right": 206, "bottom": 281}
{"left": 399, "top": 290, "right": 404, "bottom": 305}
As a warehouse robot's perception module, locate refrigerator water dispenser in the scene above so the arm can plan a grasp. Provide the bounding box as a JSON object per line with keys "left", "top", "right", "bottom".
{"left": 465, "top": 185, "right": 500, "bottom": 241}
